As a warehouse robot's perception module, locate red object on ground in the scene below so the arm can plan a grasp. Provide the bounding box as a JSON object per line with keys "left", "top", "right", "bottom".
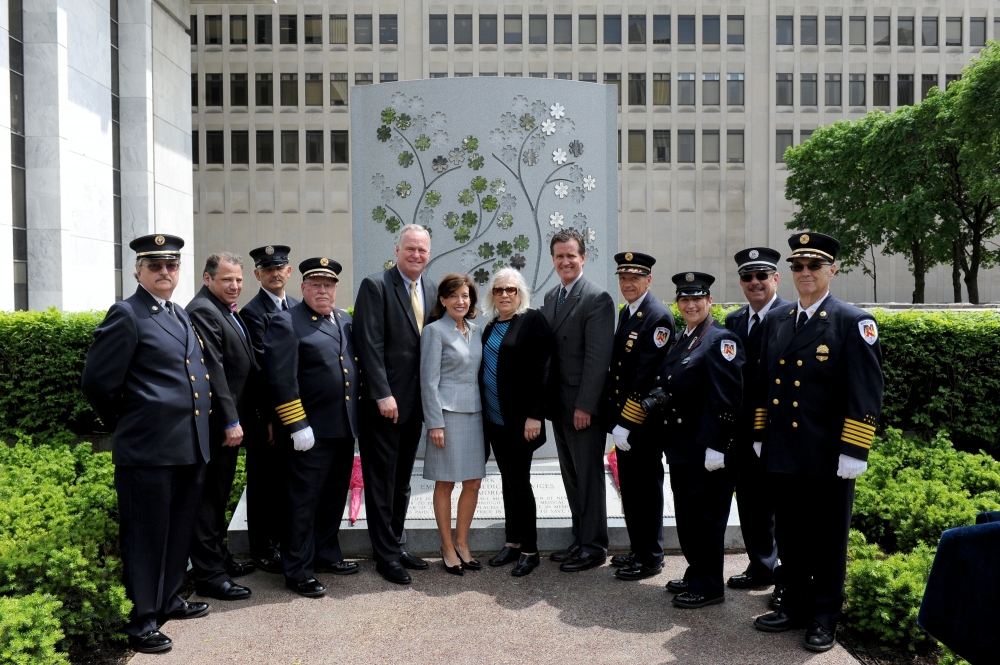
{"left": 606, "top": 447, "right": 621, "bottom": 495}
{"left": 349, "top": 455, "right": 364, "bottom": 524}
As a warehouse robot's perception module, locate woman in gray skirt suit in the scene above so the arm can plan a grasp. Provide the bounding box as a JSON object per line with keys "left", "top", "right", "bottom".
{"left": 420, "top": 273, "right": 486, "bottom": 575}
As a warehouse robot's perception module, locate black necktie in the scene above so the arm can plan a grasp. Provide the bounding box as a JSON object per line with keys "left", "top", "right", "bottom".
{"left": 749, "top": 312, "right": 760, "bottom": 334}
{"left": 166, "top": 301, "right": 176, "bottom": 318}
{"left": 555, "top": 286, "right": 568, "bottom": 314}
{"left": 795, "top": 309, "right": 808, "bottom": 332}
{"left": 281, "top": 299, "right": 287, "bottom": 311}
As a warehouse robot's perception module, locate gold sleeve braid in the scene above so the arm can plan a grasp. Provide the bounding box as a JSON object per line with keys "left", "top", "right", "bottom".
{"left": 753, "top": 407, "right": 767, "bottom": 430}
{"left": 621, "top": 397, "right": 648, "bottom": 426}
{"left": 275, "top": 399, "right": 306, "bottom": 426}
{"left": 841, "top": 417, "right": 876, "bottom": 450}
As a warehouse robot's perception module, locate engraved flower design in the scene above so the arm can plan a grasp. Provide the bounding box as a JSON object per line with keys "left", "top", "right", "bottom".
{"left": 455, "top": 227, "right": 471, "bottom": 242}
{"left": 510, "top": 253, "right": 526, "bottom": 270}
{"left": 385, "top": 217, "right": 401, "bottom": 233}
{"left": 462, "top": 136, "right": 479, "bottom": 152}
{"left": 458, "top": 189, "right": 475, "bottom": 206}
{"left": 396, "top": 182, "right": 411, "bottom": 198}
{"left": 471, "top": 177, "right": 488, "bottom": 193}
{"left": 398, "top": 151, "right": 414, "bottom": 168}
{"left": 395, "top": 113, "right": 411, "bottom": 130}
{"left": 492, "top": 260, "right": 507, "bottom": 274}
{"left": 415, "top": 135, "right": 431, "bottom": 151}
{"left": 377, "top": 126, "right": 391, "bottom": 142}
{"left": 482, "top": 195, "right": 499, "bottom": 212}
{"left": 569, "top": 140, "right": 584, "bottom": 157}
{"left": 380, "top": 187, "right": 395, "bottom": 204}
{"left": 541, "top": 119, "right": 557, "bottom": 136}
{"left": 432, "top": 130, "right": 449, "bottom": 148}
{"left": 570, "top": 187, "right": 585, "bottom": 204}
{"left": 371, "top": 174, "right": 385, "bottom": 190}
{"left": 549, "top": 212, "right": 565, "bottom": 228}
{"left": 383, "top": 259, "right": 397, "bottom": 270}
{"left": 449, "top": 148, "right": 466, "bottom": 166}
{"left": 573, "top": 212, "right": 589, "bottom": 227}
{"left": 389, "top": 92, "right": 407, "bottom": 111}
{"left": 568, "top": 164, "right": 584, "bottom": 182}
{"left": 461, "top": 211, "right": 478, "bottom": 227}
{"left": 559, "top": 119, "right": 575, "bottom": 135}
{"left": 491, "top": 179, "right": 506, "bottom": 195}
{"left": 496, "top": 241, "right": 513, "bottom": 257}
{"left": 500, "top": 194, "right": 516, "bottom": 210}
{"left": 410, "top": 115, "right": 428, "bottom": 133}
{"left": 418, "top": 207, "right": 434, "bottom": 224}
{"left": 430, "top": 111, "right": 448, "bottom": 130}
{"left": 552, "top": 148, "right": 568, "bottom": 165}
{"left": 501, "top": 145, "right": 518, "bottom": 163}
{"left": 531, "top": 100, "right": 549, "bottom": 117}
{"left": 522, "top": 149, "right": 539, "bottom": 166}
{"left": 519, "top": 114, "right": 536, "bottom": 131}
{"left": 432, "top": 156, "right": 448, "bottom": 173}
{"left": 425, "top": 190, "right": 442, "bottom": 207}
{"left": 489, "top": 129, "right": 507, "bottom": 147}
{"left": 550, "top": 103, "right": 566, "bottom": 119}
{"left": 554, "top": 183, "right": 569, "bottom": 199}
{"left": 469, "top": 154, "right": 485, "bottom": 170}
{"left": 584, "top": 227, "right": 597, "bottom": 244}
{"left": 513, "top": 235, "right": 530, "bottom": 251}
{"left": 381, "top": 108, "right": 396, "bottom": 123}
{"left": 372, "top": 206, "right": 387, "bottom": 221}
{"left": 583, "top": 175, "right": 597, "bottom": 191}
{"left": 500, "top": 113, "right": 519, "bottom": 132}
{"left": 497, "top": 212, "right": 514, "bottom": 229}
{"left": 444, "top": 212, "right": 460, "bottom": 229}
{"left": 478, "top": 243, "right": 495, "bottom": 260}
{"left": 474, "top": 269, "right": 491, "bottom": 284}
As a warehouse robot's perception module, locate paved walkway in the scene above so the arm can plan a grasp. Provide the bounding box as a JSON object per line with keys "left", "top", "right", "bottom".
{"left": 132, "top": 554, "right": 856, "bottom": 665}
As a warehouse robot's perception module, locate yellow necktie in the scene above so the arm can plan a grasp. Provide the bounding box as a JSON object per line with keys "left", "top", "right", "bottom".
{"left": 410, "top": 280, "right": 424, "bottom": 335}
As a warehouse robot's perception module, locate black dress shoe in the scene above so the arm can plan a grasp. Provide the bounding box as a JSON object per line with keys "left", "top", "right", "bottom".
{"left": 455, "top": 547, "right": 482, "bottom": 571}
{"left": 286, "top": 577, "right": 325, "bottom": 597}
{"left": 610, "top": 552, "right": 635, "bottom": 568}
{"left": 315, "top": 560, "right": 360, "bottom": 575}
{"left": 672, "top": 591, "right": 724, "bottom": 609}
{"left": 489, "top": 546, "right": 521, "bottom": 567}
{"left": 441, "top": 550, "right": 464, "bottom": 577}
{"left": 511, "top": 553, "right": 540, "bottom": 577}
{"left": 753, "top": 611, "right": 802, "bottom": 632}
{"left": 665, "top": 579, "right": 689, "bottom": 594}
{"left": 399, "top": 551, "right": 429, "bottom": 570}
{"left": 550, "top": 545, "right": 581, "bottom": 563}
{"left": 128, "top": 630, "right": 172, "bottom": 654}
{"left": 376, "top": 560, "right": 412, "bottom": 585}
{"left": 769, "top": 584, "right": 785, "bottom": 610}
{"left": 225, "top": 559, "right": 256, "bottom": 578}
{"left": 804, "top": 623, "right": 836, "bottom": 652}
{"left": 559, "top": 551, "right": 605, "bottom": 572}
{"left": 195, "top": 579, "right": 251, "bottom": 601}
{"left": 252, "top": 552, "right": 283, "bottom": 574}
{"left": 162, "top": 600, "right": 210, "bottom": 620}
{"left": 615, "top": 562, "right": 663, "bottom": 581}
{"left": 727, "top": 571, "right": 774, "bottom": 589}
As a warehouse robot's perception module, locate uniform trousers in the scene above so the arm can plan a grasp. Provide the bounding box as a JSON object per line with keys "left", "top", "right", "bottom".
{"left": 358, "top": 399, "right": 424, "bottom": 564}
{"left": 551, "top": 420, "right": 609, "bottom": 557}
{"left": 485, "top": 420, "right": 538, "bottom": 553}
{"left": 245, "top": 430, "right": 289, "bottom": 559}
{"left": 731, "top": 443, "right": 779, "bottom": 577}
{"left": 189, "top": 444, "right": 241, "bottom": 586}
{"left": 617, "top": 433, "right": 665, "bottom": 567}
{"left": 771, "top": 472, "right": 855, "bottom": 630}
{"left": 283, "top": 436, "right": 354, "bottom": 582}
{"left": 115, "top": 462, "right": 206, "bottom": 637}
{"left": 669, "top": 461, "right": 734, "bottom": 598}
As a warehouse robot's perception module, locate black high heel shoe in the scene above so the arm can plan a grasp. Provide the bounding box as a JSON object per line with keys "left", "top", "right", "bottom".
{"left": 441, "top": 549, "right": 464, "bottom": 576}
{"left": 455, "top": 546, "right": 482, "bottom": 571}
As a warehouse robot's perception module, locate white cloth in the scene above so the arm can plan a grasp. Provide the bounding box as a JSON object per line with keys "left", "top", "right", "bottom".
{"left": 753, "top": 441, "right": 763, "bottom": 457}
{"left": 836, "top": 454, "right": 867, "bottom": 479}
{"left": 263, "top": 288, "right": 287, "bottom": 310}
{"left": 704, "top": 448, "right": 726, "bottom": 471}
{"left": 748, "top": 294, "right": 779, "bottom": 334}
{"left": 291, "top": 426, "right": 315, "bottom": 452}
{"left": 626, "top": 290, "right": 648, "bottom": 317}
{"left": 795, "top": 290, "right": 831, "bottom": 323}
{"left": 612, "top": 425, "right": 631, "bottom": 451}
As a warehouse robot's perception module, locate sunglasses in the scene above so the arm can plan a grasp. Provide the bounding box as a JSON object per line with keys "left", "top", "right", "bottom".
{"left": 790, "top": 262, "right": 831, "bottom": 273}
{"left": 145, "top": 262, "right": 180, "bottom": 273}
{"left": 740, "top": 271, "right": 774, "bottom": 283}
{"left": 492, "top": 286, "right": 519, "bottom": 296}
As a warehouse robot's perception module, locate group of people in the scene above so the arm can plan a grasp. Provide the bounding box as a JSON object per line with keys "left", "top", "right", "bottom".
{"left": 81, "top": 223, "right": 883, "bottom": 656}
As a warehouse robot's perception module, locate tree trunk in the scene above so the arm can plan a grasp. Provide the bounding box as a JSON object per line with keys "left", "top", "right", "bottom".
{"left": 911, "top": 241, "right": 926, "bottom": 304}
{"left": 952, "top": 241, "right": 963, "bottom": 302}
{"left": 869, "top": 245, "right": 878, "bottom": 302}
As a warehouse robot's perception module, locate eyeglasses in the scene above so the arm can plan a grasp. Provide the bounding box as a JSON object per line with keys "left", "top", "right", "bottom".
{"left": 790, "top": 262, "right": 831, "bottom": 273}
{"left": 145, "top": 262, "right": 180, "bottom": 273}
{"left": 492, "top": 286, "right": 519, "bottom": 296}
{"left": 740, "top": 271, "right": 774, "bottom": 283}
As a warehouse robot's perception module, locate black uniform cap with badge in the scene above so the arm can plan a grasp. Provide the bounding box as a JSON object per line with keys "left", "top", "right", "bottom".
{"left": 672, "top": 271, "right": 715, "bottom": 297}
{"left": 734, "top": 247, "right": 781, "bottom": 281}
{"left": 249, "top": 244, "right": 292, "bottom": 269}
{"left": 130, "top": 234, "right": 184, "bottom": 260}
{"left": 299, "top": 257, "right": 342, "bottom": 281}
{"left": 614, "top": 251, "right": 656, "bottom": 276}
{"left": 786, "top": 231, "right": 841, "bottom": 265}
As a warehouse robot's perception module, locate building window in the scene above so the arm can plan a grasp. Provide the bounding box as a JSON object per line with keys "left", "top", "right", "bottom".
{"left": 191, "top": 129, "right": 198, "bottom": 165}
{"left": 304, "top": 14, "right": 321, "bottom": 44}
{"left": 874, "top": 16, "right": 890, "bottom": 45}
{"left": 231, "top": 73, "right": 248, "bottom": 106}
{"left": 502, "top": 72, "right": 519, "bottom": 78}
{"left": 356, "top": 15, "right": 373, "bottom": 44}
{"left": 428, "top": 14, "right": 447, "bottom": 44}
{"left": 898, "top": 17, "right": 914, "bottom": 46}
{"left": 304, "top": 131, "right": 323, "bottom": 164}
{"left": 677, "top": 130, "right": 695, "bottom": 163}
{"left": 873, "top": 74, "right": 890, "bottom": 106}
{"left": 279, "top": 15, "right": 296, "bottom": 44}
{"left": 628, "top": 15, "right": 646, "bottom": 44}
{"left": 702, "top": 73, "right": 720, "bottom": 105}
{"left": 849, "top": 17, "right": 865, "bottom": 45}
{"left": 801, "top": 16, "right": 818, "bottom": 45}
{"left": 970, "top": 18, "right": 986, "bottom": 46}
{"left": 727, "top": 73, "right": 744, "bottom": 105}
{"left": 776, "top": 15, "right": 793, "bottom": 45}
{"left": 279, "top": 73, "right": 297, "bottom": 106}
{"left": 455, "top": 15, "right": 473, "bottom": 44}
{"left": 702, "top": 15, "right": 720, "bottom": 44}
{"left": 504, "top": 15, "right": 522, "bottom": 44}
{"left": 255, "top": 73, "right": 272, "bottom": 105}
{"left": 191, "top": 74, "right": 197, "bottom": 107}
{"left": 553, "top": 15, "right": 571, "bottom": 44}
{"left": 653, "top": 73, "right": 670, "bottom": 105}
{"left": 945, "top": 18, "right": 961, "bottom": 46}
{"left": 379, "top": 15, "right": 397, "bottom": 44}
{"left": 206, "top": 130, "right": 224, "bottom": 164}
{"left": 255, "top": 15, "right": 271, "bottom": 44}
{"left": 256, "top": 130, "right": 273, "bottom": 164}
{"left": 604, "top": 15, "right": 621, "bottom": 44}
{"left": 628, "top": 73, "right": 646, "bottom": 105}
{"left": 702, "top": 131, "right": 719, "bottom": 163}
{"left": 826, "top": 16, "right": 842, "bottom": 45}
{"left": 628, "top": 130, "right": 645, "bottom": 163}
{"left": 678, "top": 15, "right": 695, "bottom": 44}
{"left": 945, "top": 74, "right": 961, "bottom": 89}
{"left": 554, "top": 72, "right": 571, "bottom": 80}
{"left": 605, "top": 73, "right": 621, "bottom": 105}
{"left": 850, "top": 74, "right": 866, "bottom": 106}
{"left": 995, "top": 18, "right": 1000, "bottom": 40}
{"left": 923, "top": 17, "right": 938, "bottom": 46}
{"left": 230, "top": 16, "right": 247, "bottom": 45}
{"left": 825, "top": 73, "right": 842, "bottom": 105}
{"left": 801, "top": 74, "right": 817, "bottom": 105}
{"left": 305, "top": 73, "right": 323, "bottom": 105}
{"left": 653, "top": 130, "right": 670, "bottom": 162}
{"left": 921, "top": 74, "right": 937, "bottom": 100}
{"left": 776, "top": 130, "right": 792, "bottom": 163}
{"left": 480, "top": 15, "right": 497, "bottom": 44}
{"left": 776, "top": 73, "right": 793, "bottom": 106}
{"left": 231, "top": 131, "right": 249, "bottom": 165}
{"left": 677, "top": 73, "right": 695, "bottom": 105}
{"left": 205, "top": 15, "right": 222, "bottom": 45}
{"left": 579, "top": 72, "right": 597, "bottom": 82}
{"left": 529, "top": 15, "right": 546, "bottom": 44}
{"left": 898, "top": 74, "right": 914, "bottom": 106}
{"left": 330, "top": 15, "right": 347, "bottom": 44}
{"left": 727, "top": 130, "right": 744, "bottom": 163}
{"left": 579, "top": 15, "right": 597, "bottom": 44}
{"left": 380, "top": 73, "right": 397, "bottom": 83}
{"left": 190, "top": 14, "right": 197, "bottom": 45}
{"left": 205, "top": 73, "right": 222, "bottom": 106}
{"left": 727, "top": 15, "right": 743, "bottom": 44}
{"left": 355, "top": 73, "right": 373, "bottom": 86}
{"left": 331, "top": 131, "right": 349, "bottom": 164}
{"left": 331, "top": 73, "right": 348, "bottom": 105}
{"left": 654, "top": 15, "right": 670, "bottom": 44}
{"left": 280, "top": 131, "right": 298, "bottom": 163}
{"left": 801, "top": 130, "right": 814, "bottom": 143}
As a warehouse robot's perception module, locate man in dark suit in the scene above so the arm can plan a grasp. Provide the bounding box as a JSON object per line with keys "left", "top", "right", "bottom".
{"left": 186, "top": 252, "right": 257, "bottom": 601}
{"left": 542, "top": 228, "right": 616, "bottom": 572}
{"left": 239, "top": 244, "right": 300, "bottom": 574}
{"left": 724, "top": 247, "right": 792, "bottom": 598}
{"left": 601, "top": 252, "right": 675, "bottom": 581}
{"left": 81, "top": 234, "right": 211, "bottom": 654}
{"left": 263, "top": 257, "right": 360, "bottom": 598}
{"left": 354, "top": 224, "right": 437, "bottom": 584}
{"left": 752, "top": 232, "right": 883, "bottom": 653}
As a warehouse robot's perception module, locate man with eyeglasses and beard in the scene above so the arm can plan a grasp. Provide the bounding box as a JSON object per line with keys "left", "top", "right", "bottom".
{"left": 751, "top": 232, "right": 883, "bottom": 653}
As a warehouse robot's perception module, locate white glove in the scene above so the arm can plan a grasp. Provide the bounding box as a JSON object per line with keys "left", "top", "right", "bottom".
{"left": 612, "top": 425, "right": 631, "bottom": 452}
{"left": 704, "top": 448, "right": 726, "bottom": 472}
{"left": 753, "top": 442, "right": 763, "bottom": 458}
{"left": 837, "top": 454, "right": 867, "bottom": 479}
{"left": 291, "top": 426, "right": 315, "bottom": 452}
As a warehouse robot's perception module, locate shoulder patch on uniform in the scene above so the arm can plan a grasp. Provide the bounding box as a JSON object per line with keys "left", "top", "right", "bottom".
{"left": 654, "top": 327, "right": 670, "bottom": 348}
{"left": 720, "top": 339, "right": 737, "bottom": 361}
{"left": 858, "top": 319, "right": 878, "bottom": 345}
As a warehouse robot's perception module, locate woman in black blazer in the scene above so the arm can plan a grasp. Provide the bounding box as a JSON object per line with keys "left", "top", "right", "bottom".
{"left": 478, "top": 268, "right": 553, "bottom": 577}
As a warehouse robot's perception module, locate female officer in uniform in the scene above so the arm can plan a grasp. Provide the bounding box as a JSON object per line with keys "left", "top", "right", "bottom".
{"left": 651, "top": 272, "right": 745, "bottom": 609}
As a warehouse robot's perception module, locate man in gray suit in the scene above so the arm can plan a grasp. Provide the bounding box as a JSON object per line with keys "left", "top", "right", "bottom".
{"left": 542, "top": 229, "right": 616, "bottom": 572}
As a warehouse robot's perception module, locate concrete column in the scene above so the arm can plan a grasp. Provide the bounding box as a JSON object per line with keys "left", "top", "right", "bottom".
{"left": 0, "top": 0, "right": 14, "bottom": 311}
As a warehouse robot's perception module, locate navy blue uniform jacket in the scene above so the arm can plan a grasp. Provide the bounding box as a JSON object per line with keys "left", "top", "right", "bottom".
{"left": 240, "top": 287, "right": 300, "bottom": 366}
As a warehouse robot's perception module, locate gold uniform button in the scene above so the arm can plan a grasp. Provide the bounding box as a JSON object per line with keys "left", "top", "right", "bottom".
{"left": 206, "top": 374, "right": 210, "bottom": 380}
{"left": 655, "top": 376, "right": 660, "bottom": 381}
{"left": 195, "top": 410, "right": 200, "bottom": 415}
{"left": 773, "top": 399, "right": 779, "bottom": 405}
{"left": 615, "top": 376, "right": 619, "bottom": 380}
{"left": 345, "top": 396, "right": 350, "bottom": 401}
{"left": 194, "top": 393, "right": 199, "bottom": 398}
{"left": 614, "top": 390, "right": 619, "bottom": 394}
{"left": 794, "top": 381, "right": 801, "bottom": 387}
{"left": 209, "top": 392, "right": 212, "bottom": 397}
{"left": 775, "top": 379, "right": 781, "bottom": 385}
{"left": 793, "top": 401, "right": 798, "bottom": 407}
{"left": 201, "top": 358, "right": 205, "bottom": 364}
{"left": 186, "top": 359, "right": 190, "bottom": 365}
{"left": 209, "top": 409, "right": 213, "bottom": 414}
{"left": 779, "top": 359, "right": 785, "bottom": 365}
{"left": 345, "top": 382, "right": 350, "bottom": 387}
{"left": 190, "top": 375, "right": 196, "bottom": 381}
{"left": 617, "top": 362, "right": 622, "bottom": 367}
{"left": 343, "top": 369, "right": 348, "bottom": 374}
{"left": 797, "top": 360, "right": 803, "bottom": 366}
{"left": 340, "top": 356, "right": 344, "bottom": 361}
{"left": 677, "top": 418, "right": 682, "bottom": 423}
{"left": 792, "top": 422, "right": 798, "bottom": 428}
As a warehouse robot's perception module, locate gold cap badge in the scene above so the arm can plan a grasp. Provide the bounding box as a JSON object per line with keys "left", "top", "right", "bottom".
{"left": 320, "top": 258, "right": 329, "bottom": 267}
{"left": 154, "top": 235, "right": 165, "bottom": 245}
{"left": 624, "top": 252, "right": 633, "bottom": 261}
{"left": 800, "top": 234, "right": 810, "bottom": 244}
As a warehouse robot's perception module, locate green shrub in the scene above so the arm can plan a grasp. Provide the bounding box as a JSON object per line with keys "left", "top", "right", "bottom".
{"left": 0, "top": 593, "right": 68, "bottom": 665}
{"left": 227, "top": 447, "right": 247, "bottom": 524}
{"left": 0, "top": 439, "right": 131, "bottom": 651}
